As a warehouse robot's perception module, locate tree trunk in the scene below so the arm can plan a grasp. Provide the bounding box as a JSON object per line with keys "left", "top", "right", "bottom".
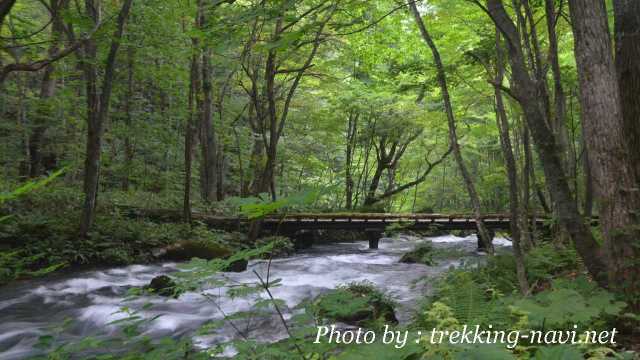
{"left": 345, "top": 112, "right": 358, "bottom": 209}
{"left": 495, "top": 32, "right": 529, "bottom": 293}
{"left": 485, "top": 0, "right": 607, "bottom": 283}
{"left": 364, "top": 163, "right": 385, "bottom": 206}
{"left": 122, "top": 45, "right": 135, "bottom": 191}
{"left": 199, "top": 1, "right": 218, "bottom": 202}
{"left": 184, "top": 39, "right": 200, "bottom": 223}
{"left": 0, "top": 0, "right": 16, "bottom": 29}
{"left": 79, "top": 0, "right": 133, "bottom": 237}
{"left": 520, "top": 121, "right": 534, "bottom": 248}
{"left": 250, "top": 135, "right": 266, "bottom": 195}
{"left": 410, "top": 2, "right": 494, "bottom": 253}
{"left": 569, "top": 0, "right": 640, "bottom": 297}
{"left": 582, "top": 128, "right": 594, "bottom": 218}
{"left": 17, "top": 73, "right": 30, "bottom": 178}
{"left": 29, "top": 0, "right": 64, "bottom": 178}
{"left": 613, "top": 0, "right": 640, "bottom": 185}
{"left": 544, "top": 0, "right": 573, "bottom": 179}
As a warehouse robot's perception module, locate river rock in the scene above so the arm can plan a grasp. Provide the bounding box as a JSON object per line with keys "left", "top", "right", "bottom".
{"left": 145, "top": 275, "right": 179, "bottom": 297}
{"left": 450, "top": 229, "right": 474, "bottom": 238}
{"left": 292, "top": 229, "right": 318, "bottom": 249}
{"left": 160, "top": 240, "right": 232, "bottom": 262}
{"left": 223, "top": 259, "right": 248, "bottom": 272}
{"left": 314, "top": 282, "right": 398, "bottom": 327}
{"left": 255, "top": 236, "right": 295, "bottom": 258}
{"left": 399, "top": 242, "right": 434, "bottom": 265}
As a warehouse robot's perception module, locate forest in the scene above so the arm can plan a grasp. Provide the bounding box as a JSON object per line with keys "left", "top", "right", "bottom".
{"left": 0, "top": 0, "right": 639, "bottom": 358}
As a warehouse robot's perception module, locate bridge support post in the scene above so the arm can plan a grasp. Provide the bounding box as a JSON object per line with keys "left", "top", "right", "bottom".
{"left": 365, "top": 229, "right": 381, "bottom": 249}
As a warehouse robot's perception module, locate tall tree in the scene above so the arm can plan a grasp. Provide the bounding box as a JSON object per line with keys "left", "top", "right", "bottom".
{"left": 409, "top": 1, "right": 494, "bottom": 253}
{"left": 121, "top": 45, "right": 135, "bottom": 191}
{"left": 28, "top": 0, "right": 66, "bottom": 178}
{"left": 613, "top": 0, "right": 640, "bottom": 185}
{"left": 198, "top": 0, "right": 219, "bottom": 202}
{"left": 568, "top": 0, "right": 640, "bottom": 301}
{"left": 482, "top": 0, "right": 607, "bottom": 282}
{"left": 494, "top": 32, "right": 529, "bottom": 294}
{"left": 544, "top": 0, "right": 573, "bottom": 179}
{"left": 243, "top": 1, "right": 337, "bottom": 199}
{"left": 345, "top": 110, "right": 358, "bottom": 209}
{"left": 79, "top": 0, "right": 134, "bottom": 237}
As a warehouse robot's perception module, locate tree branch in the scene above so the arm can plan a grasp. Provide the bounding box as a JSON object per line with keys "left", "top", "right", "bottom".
{"left": 0, "top": 17, "right": 102, "bottom": 84}
{"left": 369, "top": 144, "right": 453, "bottom": 203}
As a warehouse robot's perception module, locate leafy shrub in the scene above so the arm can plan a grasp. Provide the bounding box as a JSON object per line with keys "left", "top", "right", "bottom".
{"left": 472, "top": 243, "right": 580, "bottom": 295}
{"left": 509, "top": 276, "right": 626, "bottom": 328}
{"left": 419, "top": 269, "right": 511, "bottom": 329}
{"left": 415, "top": 253, "right": 632, "bottom": 359}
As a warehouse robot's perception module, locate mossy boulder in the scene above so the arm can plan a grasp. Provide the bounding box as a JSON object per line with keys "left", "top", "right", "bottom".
{"left": 161, "top": 240, "right": 232, "bottom": 262}
{"left": 399, "top": 242, "right": 434, "bottom": 265}
{"left": 450, "top": 229, "right": 474, "bottom": 238}
{"left": 255, "top": 236, "right": 295, "bottom": 258}
{"left": 145, "top": 275, "right": 180, "bottom": 297}
{"left": 313, "top": 281, "right": 397, "bottom": 328}
{"left": 223, "top": 259, "right": 248, "bottom": 272}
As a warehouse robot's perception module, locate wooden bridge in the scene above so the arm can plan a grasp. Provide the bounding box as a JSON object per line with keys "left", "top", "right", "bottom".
{"left": 121, "top": 207, "right": 552, "bottom": 249}
{"left": 254, "top": 213, "right": 545, "bottom": 231}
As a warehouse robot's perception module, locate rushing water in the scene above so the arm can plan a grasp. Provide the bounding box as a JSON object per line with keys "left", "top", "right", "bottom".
{"left": 0, "top": 234, "right": 510, "bottom": 359}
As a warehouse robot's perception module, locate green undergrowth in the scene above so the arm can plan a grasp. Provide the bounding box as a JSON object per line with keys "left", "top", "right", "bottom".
{"left": 412, "top": 243, "right": 639, "bottom": 359}
{"left": 0, "top": 185, "right": 279, "bottom": 286}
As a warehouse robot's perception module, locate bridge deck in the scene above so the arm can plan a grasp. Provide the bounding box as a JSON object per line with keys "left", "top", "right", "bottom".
{"left": 257, "top": 213, "right": 545, "bottom": 231}
{"left": 120, "top": 207, "right": 550, "bottom": 232}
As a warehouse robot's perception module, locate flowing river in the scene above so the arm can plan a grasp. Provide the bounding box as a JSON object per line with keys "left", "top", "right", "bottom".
{"left": 0, "top": 234, "right": 511, "bottom": 359}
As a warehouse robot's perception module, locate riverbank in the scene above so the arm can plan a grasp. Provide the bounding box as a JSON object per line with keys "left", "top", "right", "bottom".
{"left": 1, "top": 232, "right": 638, "bottom": 359}
{"left": 0, "top": 234, "right": 489, "bottom": 359}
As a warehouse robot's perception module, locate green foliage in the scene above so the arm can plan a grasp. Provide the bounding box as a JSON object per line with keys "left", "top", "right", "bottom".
{"left": 230, "top": 188, "right": 323, "bottom": 219}
{"left": 422, "top": 301, "right": 460, "bottom": 330}
{"left": 0, "top": 167, "right": 67, "bottom": 205}
{"left": 312, "top": 281, "right": 397, "bottom": 329}
{"left": 334, "top": 341, "right": 421, "bottom": 360}
{"left": 424, "top": 269, "right": 510, "bottom": 328}
{"left": 415, "top": 252, "right": 632, "bottom": 360}
{"left": 0, "top": 186, "right": 249, "bottom": 285}
{"left": 472, "top": 243, "right": 581, "bottom": 295}
{"left": 534, "top": 345, "right": 583, "bottom": 360}
{"left": 510, "top": 276, "right": 626, "bottom": 328}
{"left": 0, "top": 249, "right": 66, "bottom": 285}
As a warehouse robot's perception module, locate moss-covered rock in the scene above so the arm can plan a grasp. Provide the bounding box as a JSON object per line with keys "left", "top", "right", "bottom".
{"left": 161, "top": 240, "right": 232, "bottom": 262}
{"left": 255, "top": 236, "right": 295, "bottom": 258}
{"left": 449, "top": 229, "right": 474, "bottom": 238}
{"left": 399, "top": 242, "right": 434, "bottom": 265}
{"left": 313, "top": 281, "right": 397, "bottom": 328}
{"left": 223, "top": 259, "right": 248, "bottom": 272}
{"left": 145, "top": 275, "right": 180, "bottom": 297}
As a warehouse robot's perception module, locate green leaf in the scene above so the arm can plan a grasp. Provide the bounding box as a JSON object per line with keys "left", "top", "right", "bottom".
{"left": 534, "top": 345, "right": 583, "bottom": 360}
